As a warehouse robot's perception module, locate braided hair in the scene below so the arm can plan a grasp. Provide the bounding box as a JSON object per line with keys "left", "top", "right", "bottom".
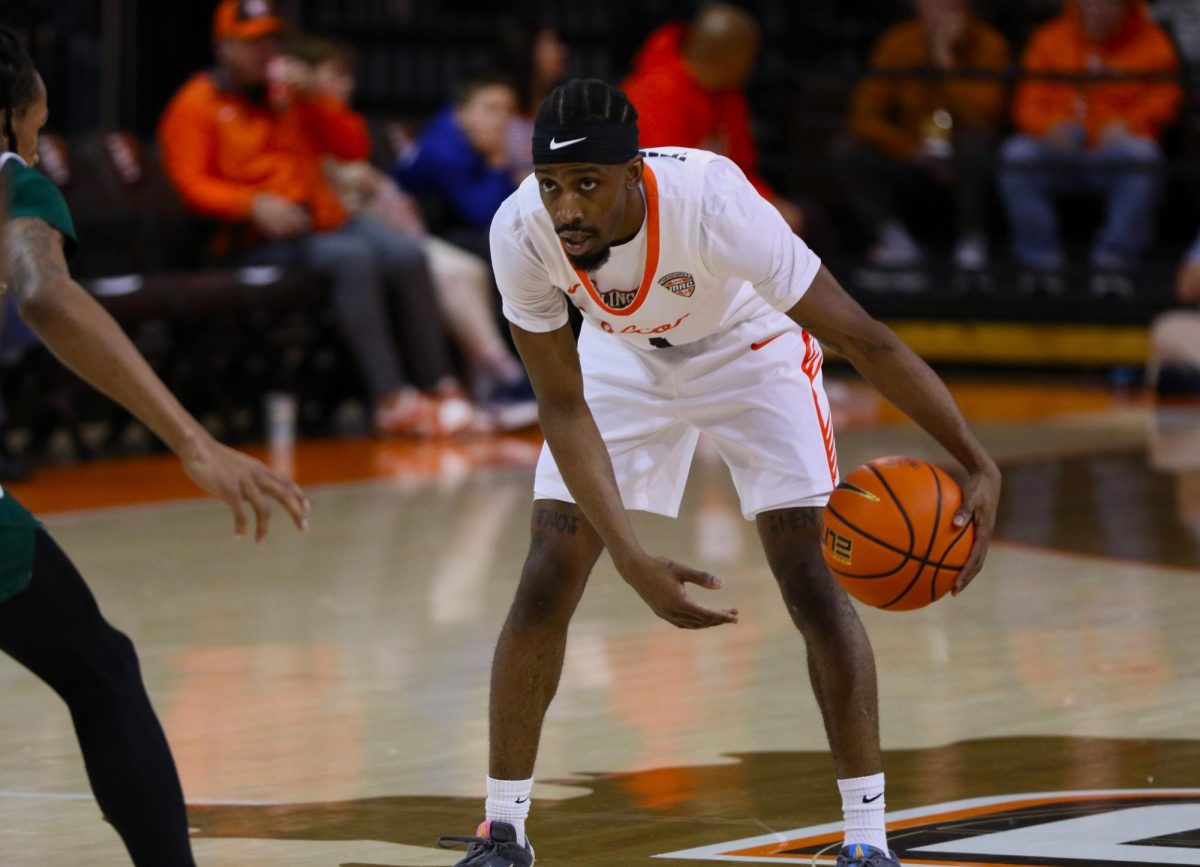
{"left": 534, "top": 78, "right": 637, "bottom": 130}
{"left": 0, "top": 27, "right": 38, "bottom": 155}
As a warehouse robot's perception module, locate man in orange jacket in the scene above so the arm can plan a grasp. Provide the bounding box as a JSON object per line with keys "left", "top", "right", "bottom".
{"left": 999, "top": 0, "right": 1182, "bottom": 294}
{"left": 836, "top": 0, "right": 1010, "bottom": 270}
{"left": 620, "top": 4, "right": 809, "bottom": 240}
{"left": 158, "top": 0, "right": 480, "bottom": 436}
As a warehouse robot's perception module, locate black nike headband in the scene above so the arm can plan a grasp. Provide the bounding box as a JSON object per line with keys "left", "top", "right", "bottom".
{"left": 532, "top": 122, "right": 640, "bottom": 166}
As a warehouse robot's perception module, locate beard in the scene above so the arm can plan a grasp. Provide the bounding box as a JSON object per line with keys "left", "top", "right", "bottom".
{"left": 566, "top": 244, "right": 612, "bottom": 272}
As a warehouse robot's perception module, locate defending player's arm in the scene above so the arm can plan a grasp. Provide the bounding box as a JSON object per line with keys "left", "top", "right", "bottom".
{"left": 3, "top": 217, "right": 310, "bottom": 539}
{"left": 701, "top": 158, "right": 1000, "bottom": 593}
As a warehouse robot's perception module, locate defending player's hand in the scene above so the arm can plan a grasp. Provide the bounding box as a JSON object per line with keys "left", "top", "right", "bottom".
{"left": 951, "top": 462, "right": 1001, "bottom": 595}
{"left": 179, "top": 437, "right": 312, "bottom": 541}
{"left": 621, "top": 555, "right": 739, "bottom": 629}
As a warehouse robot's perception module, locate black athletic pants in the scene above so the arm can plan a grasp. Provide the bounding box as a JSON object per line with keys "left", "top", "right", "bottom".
{"left": 0, "top": 529, "right": 195, "bottom": 866}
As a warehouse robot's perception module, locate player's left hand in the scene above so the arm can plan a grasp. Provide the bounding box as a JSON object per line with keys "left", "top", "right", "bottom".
{"left": 180, "top": 436, "right": 311, "bottom": 542}
{"left": 951, "top": 461, "right": 1001, "bottom": 595}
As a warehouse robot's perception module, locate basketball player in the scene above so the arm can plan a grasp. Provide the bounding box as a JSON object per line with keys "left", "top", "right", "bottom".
{"left": 437, "top": 79, "right": 1001, "bottom": 867}
{"left": 0, "top": 29, "right": 309, "bottom": 865}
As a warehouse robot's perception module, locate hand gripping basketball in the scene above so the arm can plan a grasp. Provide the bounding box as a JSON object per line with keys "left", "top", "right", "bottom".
{"left": 620, "top": 554, "right": 740, "bottom": 629}
{"left": 822, "top": 456, "right": 998, "bottom": 610}
{"left": 950, "top": 462, "right": 1001, "bottom": 595}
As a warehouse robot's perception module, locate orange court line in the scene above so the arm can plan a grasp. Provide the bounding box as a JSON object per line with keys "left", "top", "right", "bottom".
{"left": 729, "top": 791, "right": 1200, "bottom": 862}
{"left": 6, "top": 433, "right": 544, "bottom": 515}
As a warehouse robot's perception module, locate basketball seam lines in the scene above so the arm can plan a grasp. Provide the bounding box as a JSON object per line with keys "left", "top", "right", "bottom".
{"left": 925, "top": 464, "right": 947, "bottom": 604}
{"left": 824, "top": 503, "right": 966, "bottom": 573}
{"left": 930, "top": 467, "right": 944, "bottom": 601}
{"left": 881, "top": 464, "right": 942, "bottom": 609}
{"left": 865, "top": 464, "right": 915, "bottom": 553}
{"left": 931, "top": 519, "right": 974, "bottom": 584}
{"left": 921, "top": 469, "right": 975, "bottom": 601}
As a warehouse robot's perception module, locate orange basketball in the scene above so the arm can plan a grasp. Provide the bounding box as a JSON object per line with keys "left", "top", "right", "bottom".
{"left": 821, "top": 456, "right": 975, "bottom": 611}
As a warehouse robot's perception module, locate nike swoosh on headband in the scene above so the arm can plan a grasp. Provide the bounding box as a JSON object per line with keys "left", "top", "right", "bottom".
{"left": 549, "top": 136, "right": 588, "bottom": 150}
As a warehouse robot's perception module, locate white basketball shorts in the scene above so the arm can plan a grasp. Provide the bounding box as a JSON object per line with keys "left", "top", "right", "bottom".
{"left": 533, "top": 311, "right": 840, "bottom": 520}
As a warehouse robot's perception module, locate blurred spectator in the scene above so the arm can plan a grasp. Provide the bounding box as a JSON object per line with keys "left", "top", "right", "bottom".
{"left": 835, "top": 0, "right": 1010, "bottom": 270}
{"left": 620, "top": 3, "right": 812, "bottom": 242}
{"left": 1152, "top": 0, "right": 1200, "bottom": 70}
{"left": 392, "top": 69, "right": 521, "bottom": 260}
{"left": 282, "top": 35, "right": 537, "bottom": 429}
{"left": 1148, "top": 231, "right": 1200, "bottom": 394}
{"left": 999, "top": 0, "right": 1182, "bottom": 294}
{"left": 489, "top": 18, "right": 569, "bottom": 177}
{"left": 157, "top": 0, "right": 482, "bottom": 437}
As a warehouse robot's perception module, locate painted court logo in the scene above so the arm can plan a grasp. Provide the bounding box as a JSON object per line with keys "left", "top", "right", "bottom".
{"left": 655, "top": 790, "right": 1200, "bottom": 865}
{"left": 658, "top": 271, "right": 696, "bottom": 298}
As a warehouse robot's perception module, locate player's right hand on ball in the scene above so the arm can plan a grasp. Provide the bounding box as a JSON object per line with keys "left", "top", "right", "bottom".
{"left": 620, "top": 554, "right": 739, "bottom": 629}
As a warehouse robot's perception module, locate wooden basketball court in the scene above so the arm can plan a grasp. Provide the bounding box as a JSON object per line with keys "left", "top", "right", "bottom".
{"left": 1, "top": 376, "right": 1197, "bottom": 866}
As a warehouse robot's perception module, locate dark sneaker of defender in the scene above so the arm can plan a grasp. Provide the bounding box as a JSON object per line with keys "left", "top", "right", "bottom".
{"left": 438, "top": 820, "right": 535, "bottom": 866}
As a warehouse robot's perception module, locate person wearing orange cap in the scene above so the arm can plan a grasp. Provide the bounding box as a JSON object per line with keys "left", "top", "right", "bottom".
{"left": 159, "top": 0, "right": 483, "bottom": 437}
{"left": 999, "top": 0, "right": 1182, "bottom": 295}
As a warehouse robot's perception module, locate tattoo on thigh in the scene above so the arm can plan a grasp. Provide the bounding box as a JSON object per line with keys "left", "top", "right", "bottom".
{"left": 766, "top": 509, "right": 818, "bottom": 535}
{"left": 536, "top": 508, "right": 580, "bottom": 535}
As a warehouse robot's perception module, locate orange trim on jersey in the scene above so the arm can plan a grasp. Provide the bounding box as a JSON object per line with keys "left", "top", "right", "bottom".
{"left": 568, "top": 164, "right": 661, "bottom": 317}
{"left": 802, "top": 331, "right": 838, "bottom": 487}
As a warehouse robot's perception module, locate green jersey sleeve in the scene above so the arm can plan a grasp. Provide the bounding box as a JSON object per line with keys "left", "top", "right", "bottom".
{"left": 2, "top": 155, "right": 79, "bottom": 259}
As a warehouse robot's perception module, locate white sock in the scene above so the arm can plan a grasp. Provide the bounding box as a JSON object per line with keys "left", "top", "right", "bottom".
{"left": 839, "top": 772, "right": 888, "bottom": 852}
{"left": 485, "top": 776, "right": 533, "bottom": 845}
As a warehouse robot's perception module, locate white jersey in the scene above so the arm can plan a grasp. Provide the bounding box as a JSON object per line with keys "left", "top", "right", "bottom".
{"left": 490, "top": 147, "right": 821, "bottom": 349}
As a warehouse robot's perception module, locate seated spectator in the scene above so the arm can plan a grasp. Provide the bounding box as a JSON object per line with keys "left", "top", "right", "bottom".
{"left": 489, "top": 18, "right": 569, "bottom": 178}
{"left": 1149, "top": 232, "right": 1200, "bottom": 394}
{"left": 281, "top": 35, "right": 536, "bottom": 429}
{"left": 999, "top": 0, "right": 1182, "bottom": 295}
{"left": 835, "top": 0, "right": 1010, "bottom": 269}
{"left": 392, "top": 70, "right": 521, "bottom": 260}
{"left": 157, "top": 0, "right": 482, "bottom": 438}
{"left": 620, "top": 3, "right": 813, "bottom": 243}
